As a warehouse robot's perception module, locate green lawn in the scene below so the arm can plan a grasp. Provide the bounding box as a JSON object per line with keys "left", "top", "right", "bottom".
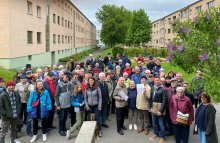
{"left": 0, "top": 68, "right": 16, "bottom": 83}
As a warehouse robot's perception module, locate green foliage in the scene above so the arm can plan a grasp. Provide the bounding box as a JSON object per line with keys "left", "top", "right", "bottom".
{"left": 0, "top": 68, "right": 16, "bottom": 83}
{"left": 126, "top": 9, "right": 152, "bottom": 45}
{"left": 96, "top": 5, "right": 132, "bottom": 47}
{"left": 59, "top": 47, "right": 99, "bottom": 63}
{"left": 169, "top": 7, "right": 220, "bottom": 102}
{"left": 112, "top": 45, "right": 124, "bottom": 59}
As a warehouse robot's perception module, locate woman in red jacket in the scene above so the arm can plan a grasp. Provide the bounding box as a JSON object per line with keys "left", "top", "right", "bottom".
{"left": 169, "top": 87, "right": 194, "bottom": 143}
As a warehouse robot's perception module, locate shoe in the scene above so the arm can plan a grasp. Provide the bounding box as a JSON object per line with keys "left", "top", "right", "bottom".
{"left": 143, "top": 130, "right": 149, "bottom": 135}
{"left": 42, "top": 134, "right": 47, "bottom": 142}
{"left": 117, "top": 130, "right": 124, "bottom": 135}
{"left": 159, "top": 138, "right": 166, "bottom": 143}
{"left": 121, "top": 126, "right": 127, "bottom": 130}
{"left": 30, "top": 135, "right": 37, "bottom": 143}
{"left": 165, "top": 131, "right": 173, "bottom": 136}
{"left": 99, "top": 131, "right": 102, "bottom": 137}
{"left": 149, "top": 134, "right": 158, "bottom": 140}
{"left": 11, "top": 139, "right": 21, "bottom": 143}
{"left": 48, "top": 126, "right": 56, "bottom": 129}
{"left": 66, "top": 130, "right": 71, "bottom": 140}
{"left": 137, "top": 128, "right": 144, "bottom": 133}
{"left": 59, "top": 131, "right": 66, "bottom": 136}
{"left": 27, "top": 131, "right": 33, "bottom": 137}
{"left": 134, "top": 124, "right": 137, "bottom": 130}
{"left": 129, "top": 124, "right": 132, "bottom": 130}
{"left": 102, "top": 124, "right": 109, "bottom": 128}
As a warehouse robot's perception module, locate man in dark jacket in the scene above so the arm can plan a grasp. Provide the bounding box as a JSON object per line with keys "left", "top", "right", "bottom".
{"left": 0, "top": 80, "right": 21, "bottom": 143}
{"left": 98, "top": 72, "right": 109, "bottom": 129}
{"left": 0, "top": 77, "right": 5, "bottom": 94}
{"left": 147, "top": 56, "right": 156, "bottom": 74}
{"left": 104, "top": 53, "right": 111, "bottom": 66}
{"left": 149, "top": 76, "right": 167, "bottom": 143}
{"left": 43, "top": 72, "right": 57, "bottom": 130}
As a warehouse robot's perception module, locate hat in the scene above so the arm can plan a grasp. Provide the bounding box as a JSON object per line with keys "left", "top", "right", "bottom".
{"left": 149, "top": 56, "right": 154, "bottom": 60}
{"left": 21, "top": 75, "right": 26, "bottom": 79}
{"left": 6, "top": 80, "right": 15, "bottom": 87}
{"left": 26, "top": 64, "right": 31, "bottom": 69}
{"left": 141, "top": 76, "right": 148, "bottom": 80}
{"left": 47, "top": 72, "right": 54, "bottom": 77}
{"left": 26, "top": 70, "right": 32, "bottom": 74}
{"left": 0, "top": 77, "right": 5, "bottom": 83}
{"left": 170, "top": 78, "right": 177, "bottom": 82}
{"left": 110, "top": 70, "right": 115, "bottom": 74}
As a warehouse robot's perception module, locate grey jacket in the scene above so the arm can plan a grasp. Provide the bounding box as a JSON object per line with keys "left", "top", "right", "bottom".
{"left": 204, "top": 104, "right": 218, "bottom": 143}
{"left": 85, "top": 87, "right": 102, "bottom": 110}
{"left": 113, "top": 84, "right": 128, "bottom": 108}
{"left": 55, "top": 81, "right": 72, "bottom": 108}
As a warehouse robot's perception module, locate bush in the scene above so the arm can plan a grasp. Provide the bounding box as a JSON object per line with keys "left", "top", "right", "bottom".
{"left": 59, "top": 47, "right": 99, "bottom": 63}
{"left": 112, "top": 45, "right": 124, "bottom": 59}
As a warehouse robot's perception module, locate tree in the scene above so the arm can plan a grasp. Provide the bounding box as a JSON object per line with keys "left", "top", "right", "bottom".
{"left": 96, "top": 5, "right": 132, "bottom": 47}
{"left": 126, "top": 9, "right": 152, "bottom": 46}
{"left": 168, "top": 7, "right": 220, "bottom": 101}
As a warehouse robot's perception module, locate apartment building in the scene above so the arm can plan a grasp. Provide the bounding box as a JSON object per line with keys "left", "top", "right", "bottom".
{"left": 150, "top": 0, "right": 220, "bottom": 48}
{"left": 0, "top": 0, "right": 96, "bottom": 69}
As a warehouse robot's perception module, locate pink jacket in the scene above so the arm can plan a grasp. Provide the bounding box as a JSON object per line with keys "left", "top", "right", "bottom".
{"left": 169, "top": 94, "right": 194, "bottom": 125}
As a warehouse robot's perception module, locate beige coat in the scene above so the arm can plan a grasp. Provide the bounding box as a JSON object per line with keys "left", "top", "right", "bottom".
{"left": 113, "top": 84, "right": 128, "bottom": 108}
{"left": 136, "top": 84, "right": 151, "bottom": 110}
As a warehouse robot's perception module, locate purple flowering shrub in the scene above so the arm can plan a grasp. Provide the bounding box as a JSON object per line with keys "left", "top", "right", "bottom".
{"left": 168, "top": 7, "right": 220, "bottom": 101}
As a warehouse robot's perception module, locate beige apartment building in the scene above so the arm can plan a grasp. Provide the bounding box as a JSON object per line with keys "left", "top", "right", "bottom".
{"left": 0, "top": 0, "right": 96, "bottom": 69}
{"left": 150, "top": 0, "right": 220, "bottom": 48}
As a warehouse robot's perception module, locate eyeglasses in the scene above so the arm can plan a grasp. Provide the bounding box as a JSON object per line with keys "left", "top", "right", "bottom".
{"left": 74, "top": 77, "right": 78, "bottom": 79}
{"left": 145, "top": 73, "right": 150, "bottom": 74}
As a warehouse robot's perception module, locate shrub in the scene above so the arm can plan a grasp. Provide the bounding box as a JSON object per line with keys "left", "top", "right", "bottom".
{"left": 112, "top": 45, "right": 124, "bottom": 59}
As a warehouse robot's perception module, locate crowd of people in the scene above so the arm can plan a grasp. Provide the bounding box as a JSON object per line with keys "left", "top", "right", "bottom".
{"left": 0, "top": 52, "right": 218, "bottom": 143}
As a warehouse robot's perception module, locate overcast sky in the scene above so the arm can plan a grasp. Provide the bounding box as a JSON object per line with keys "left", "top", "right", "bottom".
{"left": 72, "top": 0, "right": 198, "bottom": 29}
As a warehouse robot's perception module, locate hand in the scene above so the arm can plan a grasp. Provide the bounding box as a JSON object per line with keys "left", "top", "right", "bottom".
{"left": 143, "top": 88, "right": 147, "bottom": 94}
{"left": 157, "top": 111, "right": 162, "bottom": 116}
{"left": 120, "top": 97, "right": 125, "bottom": 101}
{"left": 57, "top": 106, "right": 61, "bottom": 110}
{"left": 86, "top": 107, "right": 90, "bottom": 111}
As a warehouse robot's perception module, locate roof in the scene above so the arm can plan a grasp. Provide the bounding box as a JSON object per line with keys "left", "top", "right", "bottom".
{"left": 151, "top": 0, "right": 201, "bottom": 24}
{"left": 68, "top": 0, "right": 96, "bottom": 28}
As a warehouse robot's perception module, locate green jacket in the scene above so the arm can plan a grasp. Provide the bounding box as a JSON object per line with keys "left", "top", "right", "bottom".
{"left": 0, "top": 90, "right": 21, "bottom": 119}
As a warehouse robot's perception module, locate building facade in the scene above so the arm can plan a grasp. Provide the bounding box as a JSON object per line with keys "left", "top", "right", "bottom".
{"left": 150, "top": 0, "right": 220, "bottom": 48}
{"left": 0, "top": 0, "right": 96, "bottom": 69}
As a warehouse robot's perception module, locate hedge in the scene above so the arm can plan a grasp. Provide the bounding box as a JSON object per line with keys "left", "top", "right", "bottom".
{"left": 112, "top": 45, "right": 168, "bottom": 58}
{"left": 59, "top": 47, "right": 99, "bottom": 63}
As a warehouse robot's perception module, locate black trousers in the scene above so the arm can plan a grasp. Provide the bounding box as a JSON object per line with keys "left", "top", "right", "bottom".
{"left": 70, "top": 106, "right": 76, "bottom": 126}
{"left": 116, "top": 107, "right": 126, "bottom": 131}
{"left": 47, "top": 98, "right": 55, "bottom": 127}
{"left": 20, "top": 103, "right": 27, "bottom": 123}
{"left": 33, "top": 118, "right": 47, "bottom": 135}
{"left": 59, "top": 108, "right": 69, "bottom": 132}
{"left": 107, "top": 102, "right": 111, "bottom": 118}
{"left": 111, "top": 99, "right": 116, "bottom": 113}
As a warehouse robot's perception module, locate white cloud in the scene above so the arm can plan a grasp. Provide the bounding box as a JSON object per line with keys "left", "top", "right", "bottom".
{"left": 71, "top": 0, "right": 198, "bottom": 29}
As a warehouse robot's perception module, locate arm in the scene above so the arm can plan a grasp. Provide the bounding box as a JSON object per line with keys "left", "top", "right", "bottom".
{"left": 188, "top": 100, "right": 194, "bottom": 124}
{"left": 27, "top": 91, "right": 34, "bottom": 112}
{"left": 113, "top": 87, "right": 121, "bottom": 101}
{"left": 84, "top": 91, "right": 90, "bottom": 110}
{"left": 46, "top": 90, "right": 52, "bottom": 111}
{"left": 144, "top": 85, "right": 151, "bottom": 99}
{"left": 97, "top": 87, "right": 102, "bottom": 110}
{"left": 55, "top": 84, "right": 61, "bottom": 107}
{"left": 159, "top": 89, "right": 167, "bottom": 113}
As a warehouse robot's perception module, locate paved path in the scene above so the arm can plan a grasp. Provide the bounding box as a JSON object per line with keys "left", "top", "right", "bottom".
{"left": 5, "top": 104, "right": 220, "bottom": 143}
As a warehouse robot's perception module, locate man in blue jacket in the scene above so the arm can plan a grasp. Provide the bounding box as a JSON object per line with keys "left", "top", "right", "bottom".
{"left": 131, "top": 66, "right": 144, "bottom": 85}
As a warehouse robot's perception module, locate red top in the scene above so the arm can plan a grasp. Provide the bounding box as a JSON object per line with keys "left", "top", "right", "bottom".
{"left": 82, "top": 82, "right": 87, "bottom": 90}
{"left": 137, "top": 57, "right": 145, "bottom": 63}
{"left": 169, "top": 94, "right": 194, "bottom": 125}
{"left": 123, "top": 68, "right": 132, "bottom": 77}
{"left": 46, "top": 78, "right": 55, "bottom": 97}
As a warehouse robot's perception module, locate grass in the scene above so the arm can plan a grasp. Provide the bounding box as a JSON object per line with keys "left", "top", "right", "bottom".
{"left": 97, "top": 48, "right": 112, "bottom": 58}
{"left": 0, "top": 68, "right": 16, "bottom": 83}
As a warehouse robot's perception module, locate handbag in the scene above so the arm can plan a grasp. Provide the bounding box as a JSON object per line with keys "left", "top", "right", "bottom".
{"left": 151, "top": 102, "right": 166, "bottom": 115}
{"left": 30, "top": 96, "right": 40, "bottom": 118}
{"left": 176, "top": 99, "right": 189, "bottom": 126}
{"left": 32, "top": 99, "right": 40, "bottom": 107}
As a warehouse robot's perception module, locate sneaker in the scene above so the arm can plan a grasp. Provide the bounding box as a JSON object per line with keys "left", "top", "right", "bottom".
{"left": 159, "top": 138, "right": 166, "bottom": 143}
{"left": 42, "top": 134, "right": 47, "bottom": 142}
{"left": 134, "top": 124, "right": 137, "bottom": 130}
{"left": 149, "top": 134, "right": 158, "bottom": 140}
{"left": 11, "top": 139, "right": 21, "bottom": 143}
{"left": 66, "top": 130, "right": 71, "bottom": 140}
{"left": 99, "top": 131, "right": 102, "bottom": 137}
{"left": 30, "top": 135, "right": 37, "bottom": 143}
{"left": 129, "top": 124, "right": 132, "bottom": 130}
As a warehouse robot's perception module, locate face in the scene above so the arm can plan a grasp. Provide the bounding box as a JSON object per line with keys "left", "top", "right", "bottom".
{"left": 0, "top": 82, "right": 4, "bottom": 87}
{"left": 154, "top": 78, "right": 161, "bottom": 86}
{"left": 129, "top": 82, "right": 135, "bottom": 89}
{"left": 123, "top": 73, "right": 128, "bottom": 79}
{"left": 160, "top": 72, "right": 165, "bottom": 78}
{"left": 70, "top": 58, "right": 74, "bottom": 62}
{"left": 26, "top": 73, "right": 31, "bottom": 77}
{"left": 176, "top": 74, "right": 182, "bottom": 80}
{"left": 201, "top": 95, "right": 208, "bottom": 103}
{"left": 21, "top": 78, "right": 26, "bottom": 83}
{"left": 78, "top": 86, "right": 82, "bottom": 91}
{"left": 135, "top": 68, "right": 140, "bottom": 74}
{"left": 149, "top": 77, "right": 154, "bottom": 82}
{"left": 63, "top": 75, "right": 69, "bottom": 82}
{"left": 116, "top": 70, "right": 120, "bottom": 75}
{"left": 106, "top": 75, "right": 111, "bottom": 81}
{"left": 99, "top": 75, "right": 106, "bottom": 81}
{"left": 17, "top": 73, "right": 22, "bottom": 77}
{"left": 80, "top": 70, "right": 84, "bottom": 76}
{"left": 36, "top": 82, "right": 43, "bottom": 90}
{"left": 73, "top": 75, "right": 79, "bottom": 81}
{"left": 156, "top": 60, "right": 160, "bottom": 65}
{"left": 7, "top": 85, "right": 15, "bottom": 91}
{"left": 59, "top": 73, "right": 64, "bottom": 79}
{"left": 177, "top": 89, "right": 184, "bottom": 97}
{"left": 118, "top": 78, "right": 125, "bottom": 86}
{"left": 171, "top": 81, "right": 177, "bottom": 88}
{"left": 76, "top": 65, "right": 80, "bottom": 69}
{"left": 95, "top": 63, "right": 99, "bottom": 67}
{"left": 144, "top": 71, "right": 151, "bottom": 77}
{"left": 132, "top": 68, "right": 135, "bottom": 72}
{"left": 37, "top": 71, "right": 42, "bottom": 76}
{"left": 183, "top": 84, "right": 188, "bottom": 90}
{"left": 160, "top": 79, "right": 165, "bottom": 85}
{"left": 44, "top": 67, "right": 49, "bottom": 72}
{"left": 89, "top": 78, "right": 95, "bottom": 85}
{"left": 165, "top": 78, "right": 171, "bottom": 83}
{"left": 85, "top": 74, "right": 89, "bottom": 80}
{"left": 48, "top": 76, "right": 54, "bottom": 81}
{"left": 141, "top": 78, "right": 147, "bottom": 84}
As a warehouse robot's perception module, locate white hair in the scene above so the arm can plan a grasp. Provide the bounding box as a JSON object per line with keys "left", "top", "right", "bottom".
{"left": 135, "top": 66, "right": 140, "bottom": 70}
{"left": 125, "top": 63, "right": 130, "bottom": 66}
{"left": 118, "top": 59, "right": 122, "bottom": 62}
{"left": 116, "top": 65, "right": 121, "bottom": 70}
{"left": 99, "top": 72, "right": 105, "bottom": 78}
{"left": 145, "top": 69, "right": 151, "bottom": 73}
{"left": 176, "top": 87, "right": 185, "bottom": 92}
{"left": 123, "top": 72, "right": 128, "bottom": 76}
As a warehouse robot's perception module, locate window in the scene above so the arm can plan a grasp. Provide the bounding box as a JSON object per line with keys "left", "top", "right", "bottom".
{"left": 195, "top": 6, "right": 202, "bottom": 14}
{"left": 68, "top": 36, "right": 70, "bottom": 43}
{"left": 65, "top": 36, "right": 67, "bottom": 43}
{"left": 207, "top": 1, "right": 214, "bottom": 9}
{"left": 168, "top": 18, "right": 171, "bottom": 22}
{"left": 27, "top": 31, "right": 33, "bottom": 44}
{"left": 168, "top": 29, "right": 171, "bottom": 34}
{"left": 173, "top": 16, "right": 176, "bottom": 21}
{"left": 53, "top": 14, "right": 56, "bottom": 23}
{"left": 27, "top": 1, "right": 32, "bottom": 14}
{"left": 62, "top": 18, "right": 64, "bottom": 26}
{"left": 28, "top": 55, "right": 32, "bottom": 61}
{"left": 37, "top": 32, "right": 41, "bottom": 44}
{"left": 57, "top": 16, "right": 60, "bottom": 25}
{"left": 65, "top": 20, "right": 67, "bottom": 27}
{"left": 62, "top": 35, "right": 64, "bottom": 43}
{"left": 189, "top": 9, "right": 192, "bottom": 15}
{"left": 181, "top": 9, "right": 188, "bottom": 18}
{"left": 53, "top": 34, "right": 56, "bottom": 44}
{"left": 68, "top": 21, "right": 70, "bottom": 28}
{"left": 58, "top": 35, "right": 60, "bottom": 43}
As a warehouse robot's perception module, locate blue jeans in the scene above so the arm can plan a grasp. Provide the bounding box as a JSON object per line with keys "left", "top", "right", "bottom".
{"left": 101, "top": 103, "right": 108, "bottom": 125}
{"left": 89, "top": 106, "right": 102, "bottom": 131}
{"left": 198, "top": 128, "right": 206, "bottom": 143}
{"left": 152, "top": 114, "right": 165, "bottom": 138}
{"left": 26, "top": 113, "right": 32, "bottom": 134}
{"left": 173, "top": 124, "right": 190, "bottom": 143}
